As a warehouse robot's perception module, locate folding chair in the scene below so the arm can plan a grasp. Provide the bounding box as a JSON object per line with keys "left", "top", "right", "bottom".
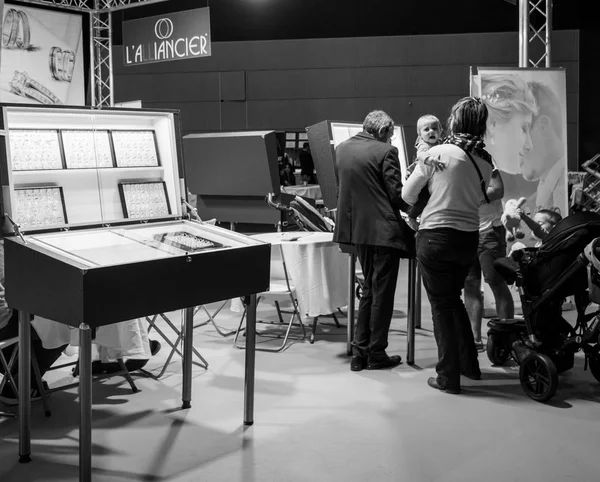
{"left": 233, "top": 244, "right": 305, "bottom": 352}
{"left": 0, "top": 336, "right": 51, "bottom": 417}
{"left": 145, "top": 311, "right": 208, "bottom": 378}
{"left": 193, "top": 302, "right": 235, "bottom": 337}
{"left": 266, "top": 193, "right": 346, "bottom": 344}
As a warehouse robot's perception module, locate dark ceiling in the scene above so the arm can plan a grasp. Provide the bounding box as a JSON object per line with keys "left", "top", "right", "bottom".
{"left": 112, "top": 0, "right": 587, "bottom": 45}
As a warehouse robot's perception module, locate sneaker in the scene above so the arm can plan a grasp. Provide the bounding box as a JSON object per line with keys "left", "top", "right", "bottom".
{"left": 0, "top": 381, "right": 49, "bottom": 406}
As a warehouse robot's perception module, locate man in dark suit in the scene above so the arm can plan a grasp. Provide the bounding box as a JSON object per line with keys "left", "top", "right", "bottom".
{"left": 334, "top": 110, "right": 415, "bottom": 372}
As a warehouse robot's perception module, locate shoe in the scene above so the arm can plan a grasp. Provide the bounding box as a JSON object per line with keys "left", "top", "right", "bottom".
{"left": 150, "top": 340, "right": 161, "bottom": 356}
{"left": 367, "top": 354, "right": 402, "bottom": 370}
{"left": 0, "top": 381, "right": 49, "bottom": 406}
{"left": 350, "top": 355, "right": 367, "bottom": 372}
{"left": 427, "top": 377, "right": 460, "bottom": 394}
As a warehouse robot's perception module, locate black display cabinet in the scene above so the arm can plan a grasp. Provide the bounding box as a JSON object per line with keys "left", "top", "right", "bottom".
{"left": 183, "top": 130, "right": 284, "bottom": 227}
{"left": 0, "top": 104, "right": 270, "bottom": 481}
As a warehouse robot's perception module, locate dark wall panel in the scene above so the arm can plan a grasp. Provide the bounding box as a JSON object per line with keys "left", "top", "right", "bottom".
{"left": 115, "top": 72, "right": 220, "bottom": 103}
{"left": 114, "top": 30, "right": 581, "bottom": 165}
{"left": 221, "top": 102, "right": 247, "bottom": 131}
{"left": 247, "top": 69, "right": 356, "bottom": 100}
{"left": 220, "top": 71, "right": 246, "bottom": 101}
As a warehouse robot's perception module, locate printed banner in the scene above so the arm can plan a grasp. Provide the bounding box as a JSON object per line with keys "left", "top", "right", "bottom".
{"left": 471, "top": 67, "right": 569, "bottom": 315}
{"left": 1, "top": 4, "right": 85, "bottom": 105}
{"left": 123, "top": 7, "right": 211, "bottom": 66}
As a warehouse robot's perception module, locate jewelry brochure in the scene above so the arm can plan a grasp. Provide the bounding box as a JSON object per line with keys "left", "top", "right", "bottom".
{"left": 112, "top": 130, "right": 160, "bottom": 167}
{"left": 62, "top": 130, "right": 114, "bottom": 169}
{"left": 9, "top": 129, "right": 64, "bottom": 170}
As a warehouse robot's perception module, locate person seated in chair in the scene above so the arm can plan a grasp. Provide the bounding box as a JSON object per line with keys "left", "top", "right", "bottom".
{"left": 1, "top": 240, "right": 68, "bottom": 405}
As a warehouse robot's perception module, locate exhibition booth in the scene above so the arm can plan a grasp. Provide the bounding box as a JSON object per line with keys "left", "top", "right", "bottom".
{"left": 0, "top": 1, "right": 592, "bottom": 482}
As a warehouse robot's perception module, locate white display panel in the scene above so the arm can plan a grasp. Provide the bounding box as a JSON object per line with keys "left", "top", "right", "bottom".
{"left": 14, "top": 187, "right": 67, "bottom": 229}
{"left": 62, "top": 130, "right": 114, "bottom": 169}
{"left": 330, "top": 123, "right": 410, "bottom": 180}
{"left": 8, "top": 129, "right": 63, "bottom": 170}
{"left": 119, "top": 181, "right": 171, "bottom": 219}
{"left": 1, "top": 106, "right": 182, "bottom": 233}
{"left": 112, "top": 130, "right": 160, "bottom": 167}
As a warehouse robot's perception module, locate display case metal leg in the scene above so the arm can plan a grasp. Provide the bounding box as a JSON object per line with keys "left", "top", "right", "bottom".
{"left": 347, "top": 254, "right": 356, "bottom": 356}
{"left": 415, "top": 266, "right": 422, "bottom": 329}
{"left": 18, "top": 310, "right": 32, "bottom": 463}
{"left": 79, "top": 323, "right": 93, "bottom": 482}
{"left": 244, "top": 294, "right": 257, "bottom": 426}
{"left": 182, "top": 307, "right": 194, "bottom": 410}
{"left": 407, "top": 259, "right": 416, "bottom": 365}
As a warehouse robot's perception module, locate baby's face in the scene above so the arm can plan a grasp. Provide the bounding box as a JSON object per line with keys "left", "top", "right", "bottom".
{"left": 533, "top": 213, "right": 554, "bottom": 237}
{"left": 419, "top": 121, "right": 441, "bottom": 144}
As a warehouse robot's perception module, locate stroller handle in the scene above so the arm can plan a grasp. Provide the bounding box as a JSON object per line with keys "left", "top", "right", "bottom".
{"left": 265, "top": 193, "right": 291, "bottom": 213}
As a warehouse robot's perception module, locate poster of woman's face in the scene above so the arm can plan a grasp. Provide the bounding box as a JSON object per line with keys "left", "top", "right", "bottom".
{"left": 0, "top": 4, "right": 85, "bottom": 105}
{"left": 472, "top": 68, "right": 568, "bottom": 224}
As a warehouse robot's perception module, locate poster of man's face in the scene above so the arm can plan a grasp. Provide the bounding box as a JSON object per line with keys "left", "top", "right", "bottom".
{"left": 471, "top": 68, "right": 568, "bottom": 246}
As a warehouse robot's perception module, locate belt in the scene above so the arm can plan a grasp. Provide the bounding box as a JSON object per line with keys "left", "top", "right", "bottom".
{"left": 9, "top": 71, "right": 62, "bottom": 105}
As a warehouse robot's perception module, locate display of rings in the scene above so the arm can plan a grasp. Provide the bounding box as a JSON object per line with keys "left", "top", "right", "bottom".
{"left": 9, "top": 71, "right": 62, "bottom": 105}
{"left": 49, "top": 46, "right": 76, "bottom": 82}
{"left": 2, "top": 8, "right": 31, "bottom": 50}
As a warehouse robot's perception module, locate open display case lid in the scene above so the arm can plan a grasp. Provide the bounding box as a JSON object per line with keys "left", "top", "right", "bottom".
{"left": 0, "top": 104, "right": 185, "bottom": 236}
{"left": 183, "top": 130, "right": 281, "bottom": 197}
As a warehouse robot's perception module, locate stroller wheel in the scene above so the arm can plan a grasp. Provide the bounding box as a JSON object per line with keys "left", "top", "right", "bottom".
{"left": 588, "top": 346, "right": 600, "bottom": 383}
{"left": 486, "top": 334, "right": 511, "bottom": 366}
{"left": 519, "top": 353, "right": 558, "bottom": 403}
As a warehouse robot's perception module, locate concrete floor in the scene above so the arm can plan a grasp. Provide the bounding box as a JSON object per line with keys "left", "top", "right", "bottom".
{"left": 1, "top": 258, "right": 600, "bottom": 482}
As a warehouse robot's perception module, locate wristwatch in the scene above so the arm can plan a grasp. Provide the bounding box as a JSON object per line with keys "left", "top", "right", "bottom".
{"left": 49, "top": 47, "right": 76, "bottom": 82}
{"left": 9, "top": 71, "right": 62, "bottom": 105}
{"left": 2, "top": 8, "right": 31, "bottom": 50}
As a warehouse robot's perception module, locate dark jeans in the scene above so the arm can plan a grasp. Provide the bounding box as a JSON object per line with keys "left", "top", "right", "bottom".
{"left": 417, "top": 228, "right": 480, "bottom": 389}
{"left": 354, "top": 244, "right": 401, "bottom": 358}
{"left": 0, "top": 310, "right": 67, "bottom": 391}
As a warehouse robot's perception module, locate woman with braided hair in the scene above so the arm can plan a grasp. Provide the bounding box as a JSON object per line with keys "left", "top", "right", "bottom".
{"left": 402, "top": 97, "right": 494, "bottom": 394}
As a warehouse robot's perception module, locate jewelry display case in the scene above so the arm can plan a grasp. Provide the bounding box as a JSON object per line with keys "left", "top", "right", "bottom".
{"left": 0, "top": 104, "right": 268, "bottom": 478}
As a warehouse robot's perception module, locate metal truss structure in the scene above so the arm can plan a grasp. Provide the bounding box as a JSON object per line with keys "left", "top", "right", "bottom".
{"left": 519, "top": 0, "right": 553, "bottom": 68}
{"left": 14, "top": 0, "right": 169, "bottom": 106}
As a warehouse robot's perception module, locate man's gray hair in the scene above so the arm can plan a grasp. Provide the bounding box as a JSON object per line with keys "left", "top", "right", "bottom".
{"left": 363, "top": 110, "right": 394, "bottom": 141}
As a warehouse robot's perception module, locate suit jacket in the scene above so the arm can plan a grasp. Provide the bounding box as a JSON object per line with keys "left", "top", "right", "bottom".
{"left": 333, "top": 132, "right": 415, "bottom": 257}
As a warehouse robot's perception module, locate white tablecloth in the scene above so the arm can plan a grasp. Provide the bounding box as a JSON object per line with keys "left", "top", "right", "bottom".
{"left": 32, "top": 317, "right": 152, "bottom": 361}
{"left": 247, "top": 232, "right": 348, "bottom": 320}
{"left": 281, "top": 184, "right": 322, "bottom": 201}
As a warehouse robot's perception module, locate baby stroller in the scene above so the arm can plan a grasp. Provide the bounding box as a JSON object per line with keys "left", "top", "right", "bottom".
{"left": 488, "top": 211, "right": 600, "bottom": 402}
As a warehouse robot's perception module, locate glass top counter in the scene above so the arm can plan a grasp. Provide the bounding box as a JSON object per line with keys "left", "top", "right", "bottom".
{"left": 27, "top": 220, "right": 261, "bottom": 268}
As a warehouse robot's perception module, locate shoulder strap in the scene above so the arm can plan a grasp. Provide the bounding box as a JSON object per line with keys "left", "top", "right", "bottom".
{"left": 459, "top": 147, "right": 490, "bottom": 204}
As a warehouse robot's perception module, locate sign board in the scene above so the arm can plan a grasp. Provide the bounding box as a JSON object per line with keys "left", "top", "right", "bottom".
{"left": 123, "top": 7, "right": 211, "bottom": 66}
